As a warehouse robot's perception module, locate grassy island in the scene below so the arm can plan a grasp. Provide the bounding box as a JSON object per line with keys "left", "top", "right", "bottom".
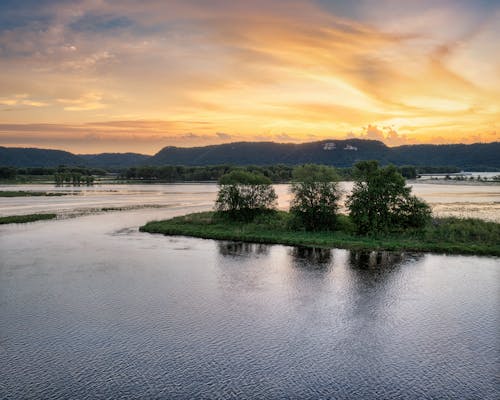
{"left": 140, "top": 211, "right": 500, "bottom": 256}
{"left": 0, "top": 213, "right": 57, "bottom": 224}
{"left": 0, "top": 191, "right": 68, "bottom": 197}
{"left": 141, "top": 162, "right": 499, "bottom": 256}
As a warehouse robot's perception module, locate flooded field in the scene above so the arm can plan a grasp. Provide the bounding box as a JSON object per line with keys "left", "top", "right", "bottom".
{"left": 1, "top": 181, "right": 499, "bottom": 221}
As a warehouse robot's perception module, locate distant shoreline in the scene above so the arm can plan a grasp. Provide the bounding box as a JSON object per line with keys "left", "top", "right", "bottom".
{"left": 410, "top": 179, "right": 500, "bottom": 186}
{"left": 1, "top": 179, "right": 499, "bottom": 186}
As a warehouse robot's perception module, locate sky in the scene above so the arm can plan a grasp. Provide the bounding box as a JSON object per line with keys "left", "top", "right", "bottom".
{"left": 0, "top": 0, "right": 499, "bottom": 154}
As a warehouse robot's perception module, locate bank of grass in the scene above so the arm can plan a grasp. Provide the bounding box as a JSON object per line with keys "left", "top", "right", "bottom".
{"left": 0, "top": 190, "right": 68, "bottom": 197}
{"left": 140, "top": 211, "right": 500, "bottom": 256}
{"left": 0, "top": 213, "right": 57, "bottom": 224}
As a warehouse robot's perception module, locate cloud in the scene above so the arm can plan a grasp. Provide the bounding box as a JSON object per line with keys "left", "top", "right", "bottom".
{"left": 216, "top": 132, "right": 232, "bottom": 139}
{"left": 364, "top": 125, "right": 385, "bottom": 140}
{"left": 57, "top": 92, "right": 106, "bottom": 111}
{"left": 0, "top": 121, "right": 242, "bottom": 153}
{"left": 274, "top": 133, "right": 294, "bottom": 141}
{"left": 180, "top": 132, "right": 200, "bottom": 139}
{"left": 350, "top": 124, "right": 413, "bottom": 145}
{"left": 0, "top": 94, "right": 49, "bottom": 107}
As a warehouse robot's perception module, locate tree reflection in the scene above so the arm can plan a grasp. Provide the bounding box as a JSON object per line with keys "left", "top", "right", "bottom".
{"left": 289, "top": 246, "right": 333, "bottom": 270}
{"left": 217, "top": 241, "right": 270, "bottom": 257}
{"left": 215, "top": 241, "right": 273, "bottom": 295}
{"left": 349, "top": 250, "right": 406, "bottom": 270}
{"left": 344, "top": 250, "right": 423, "bottom": 321}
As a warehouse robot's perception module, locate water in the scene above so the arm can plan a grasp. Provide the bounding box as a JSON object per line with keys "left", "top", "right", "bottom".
{"left": 0, "top": 187, "right": 499, "bottom": 399}
{"left": 1, "top": 181, "right": 499, "bottom": 221}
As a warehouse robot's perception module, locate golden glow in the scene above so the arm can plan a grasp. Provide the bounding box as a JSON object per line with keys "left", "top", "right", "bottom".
{"left": 0, "top": 0, "right": 498, "bottom": 153}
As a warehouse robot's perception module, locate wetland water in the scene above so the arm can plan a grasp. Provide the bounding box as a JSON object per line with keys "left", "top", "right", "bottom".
{"left": 0, "top": 184, "right": 499, "bottom": 399}
{"left": 0, "top": 181, "right": 499, "bottom": 221}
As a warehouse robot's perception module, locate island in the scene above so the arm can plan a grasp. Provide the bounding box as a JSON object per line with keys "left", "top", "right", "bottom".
{"left": 141, "top": 163, "right": 500, "bottom": 256}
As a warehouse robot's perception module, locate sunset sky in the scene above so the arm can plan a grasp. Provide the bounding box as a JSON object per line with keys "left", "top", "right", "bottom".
{"left": 0, "top": 0, "right": 499, "bottom": 154}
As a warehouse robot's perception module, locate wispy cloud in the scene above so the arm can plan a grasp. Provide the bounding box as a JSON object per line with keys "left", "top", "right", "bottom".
{"left": 0, "top": 94, "right": 49, "bottom": 107}
{"left": 57, "top": 92, "right": 107, "bottom": 111}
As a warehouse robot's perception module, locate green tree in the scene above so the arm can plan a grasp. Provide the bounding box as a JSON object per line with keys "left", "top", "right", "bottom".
{"left": 290, "top": 164, "right": 342, "bottom": 231}
{"left": 347, "top": 161, "right": 431, "bottom": 234}
{"left": 0, "top": 167, "right": 17, "bottom": 180}
{"left": 71, "top": 173, "right": 82, "bottom": 185}
{"left": 399, "top": 166, "right": 417, "bottom": 179}
{"left": 215, "top": 170, "right": 277, "bottom": 221}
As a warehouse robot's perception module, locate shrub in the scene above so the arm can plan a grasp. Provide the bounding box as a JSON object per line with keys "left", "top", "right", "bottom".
{"left": 215, "top": 170, "right": 277, "bottom": 221}
{"left": 289, "top": 164, "right": 342, "bottom": 231}
{"left": 347, "top": 161, "right": 431, "bottom": 234}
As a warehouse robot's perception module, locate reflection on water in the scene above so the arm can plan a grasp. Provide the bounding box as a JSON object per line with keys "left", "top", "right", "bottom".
{"left": 0, "top": 203, "right": 499, "bottom": 398}
{"left": 349, "top": 250, "right": 408, "bottom": 269}
{"left": 290, "top": 246, "right": 333, "bottom": 267}
{"left": 218, "top": 241, "right": 270, "bottom": 257}
{"left": 219, "top": 243, "right": 415, "bottom": 272}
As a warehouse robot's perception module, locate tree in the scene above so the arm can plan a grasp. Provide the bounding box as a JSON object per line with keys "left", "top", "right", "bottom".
{"left": 399, "top": 166, "right": 417, "bottom": 180}
{"left": 347, "top": 161, "right": 431, "bottom": 234}
{"left": 0, "top": 167, "right": 17, "bottom": 180}
{"left": 290, "top": 164, "right": 342, "bottom": 231}
{"left": 215, "top": 170, "right": 277, "bottom": 221}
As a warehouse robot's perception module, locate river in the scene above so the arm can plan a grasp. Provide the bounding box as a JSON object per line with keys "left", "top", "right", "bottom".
{"left": 0, "top": 184, "right": 499, "bottom": 399}
{"left": 1, "top": 181, "right": 499, "bottom": 221}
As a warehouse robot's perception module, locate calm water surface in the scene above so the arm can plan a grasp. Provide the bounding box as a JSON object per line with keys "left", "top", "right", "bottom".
{"left": 0, "top": 186, "right": 499, "bottom": 399}
{"left": 1, "top": 181, "right": 499, "bottom": 221}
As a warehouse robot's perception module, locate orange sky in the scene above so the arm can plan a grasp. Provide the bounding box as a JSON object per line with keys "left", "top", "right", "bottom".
{"left": 0, "top": 0, "right": 498, "bottom": 154}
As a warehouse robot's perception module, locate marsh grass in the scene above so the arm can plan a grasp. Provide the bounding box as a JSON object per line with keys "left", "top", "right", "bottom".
{"left": 140, "top": 211, "right": 500, "bottom": 256}
{"left": 0, "top": 213, "right": 57, "bottom": 224}
{"left": 0, "top": 191, "right": 68, "bottom": 197}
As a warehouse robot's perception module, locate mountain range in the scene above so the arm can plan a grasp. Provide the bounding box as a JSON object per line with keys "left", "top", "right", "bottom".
{"left": 1, "top": 139, "right": 499, "bottom": 170}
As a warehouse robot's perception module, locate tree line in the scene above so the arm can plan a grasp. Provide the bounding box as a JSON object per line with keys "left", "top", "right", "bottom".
{"left": 54, "top": 173, "right": 95, "bottom": 185}
{"left": 0, "top": 166, "right": 106, "bottom": 180}
{"left": 215, "top": 161, "right": 431, "bottom": 234}
{"left": 0, "top": 164, "right": 462, "bottom": 183}
{"left": 119, "top": 165, "right": 462, "bottom": 182}
{"left": 120, "top": 165, "right": 296, "bottom": 182}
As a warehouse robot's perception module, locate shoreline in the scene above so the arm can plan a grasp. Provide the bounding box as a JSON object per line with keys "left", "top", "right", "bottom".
{"left": 140, "top": 211, "right": 500, "bottom": 257}
{"left": 1, "top": 178, "right": 499, "bottom": 186}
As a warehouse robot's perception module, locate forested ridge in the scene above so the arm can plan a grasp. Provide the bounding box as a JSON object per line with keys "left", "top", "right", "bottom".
{"left": 1, "top": 139, "right": 499, "bottom": 170}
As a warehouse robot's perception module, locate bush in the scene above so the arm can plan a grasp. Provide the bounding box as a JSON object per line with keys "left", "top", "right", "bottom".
{"left": 347, "top": 161, "right": 431, "bottom": 234}
{"left": 215, "top": 170, "right": 277, "bottom": 221}
{"left": 289, "top": 164, "right": 342, "bottom": 231}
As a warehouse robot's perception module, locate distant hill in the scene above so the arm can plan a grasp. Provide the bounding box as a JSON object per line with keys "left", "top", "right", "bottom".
{"left": 387, "top": 143, "right": 500, "bottom": 170}
{"left": 151, "top": 140, "right": 500, "bottom": 170}
{"left": 0, "top": 146, "right": 82, "bottom": 167}
{"left": 1, "top": 140, "right": 499, "bottom": 170}
{"left": 0, "top": 147, "right": 149, "bottom": 168}
{"left": 150, "top": 139, "right": 390, "bottom": 167}
{"left": 79, "top": 153, "right": 150, "bottom": 168}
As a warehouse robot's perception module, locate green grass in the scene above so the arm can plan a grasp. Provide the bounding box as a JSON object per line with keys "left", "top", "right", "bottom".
{"left": 140, "top": 211, "right": 500, "bottom": 256}
{"left": 0, "top": 213, "right": 57, "bottom": 224}
{"left": 0, "top": 191, "right": 68, "bottom": 197}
